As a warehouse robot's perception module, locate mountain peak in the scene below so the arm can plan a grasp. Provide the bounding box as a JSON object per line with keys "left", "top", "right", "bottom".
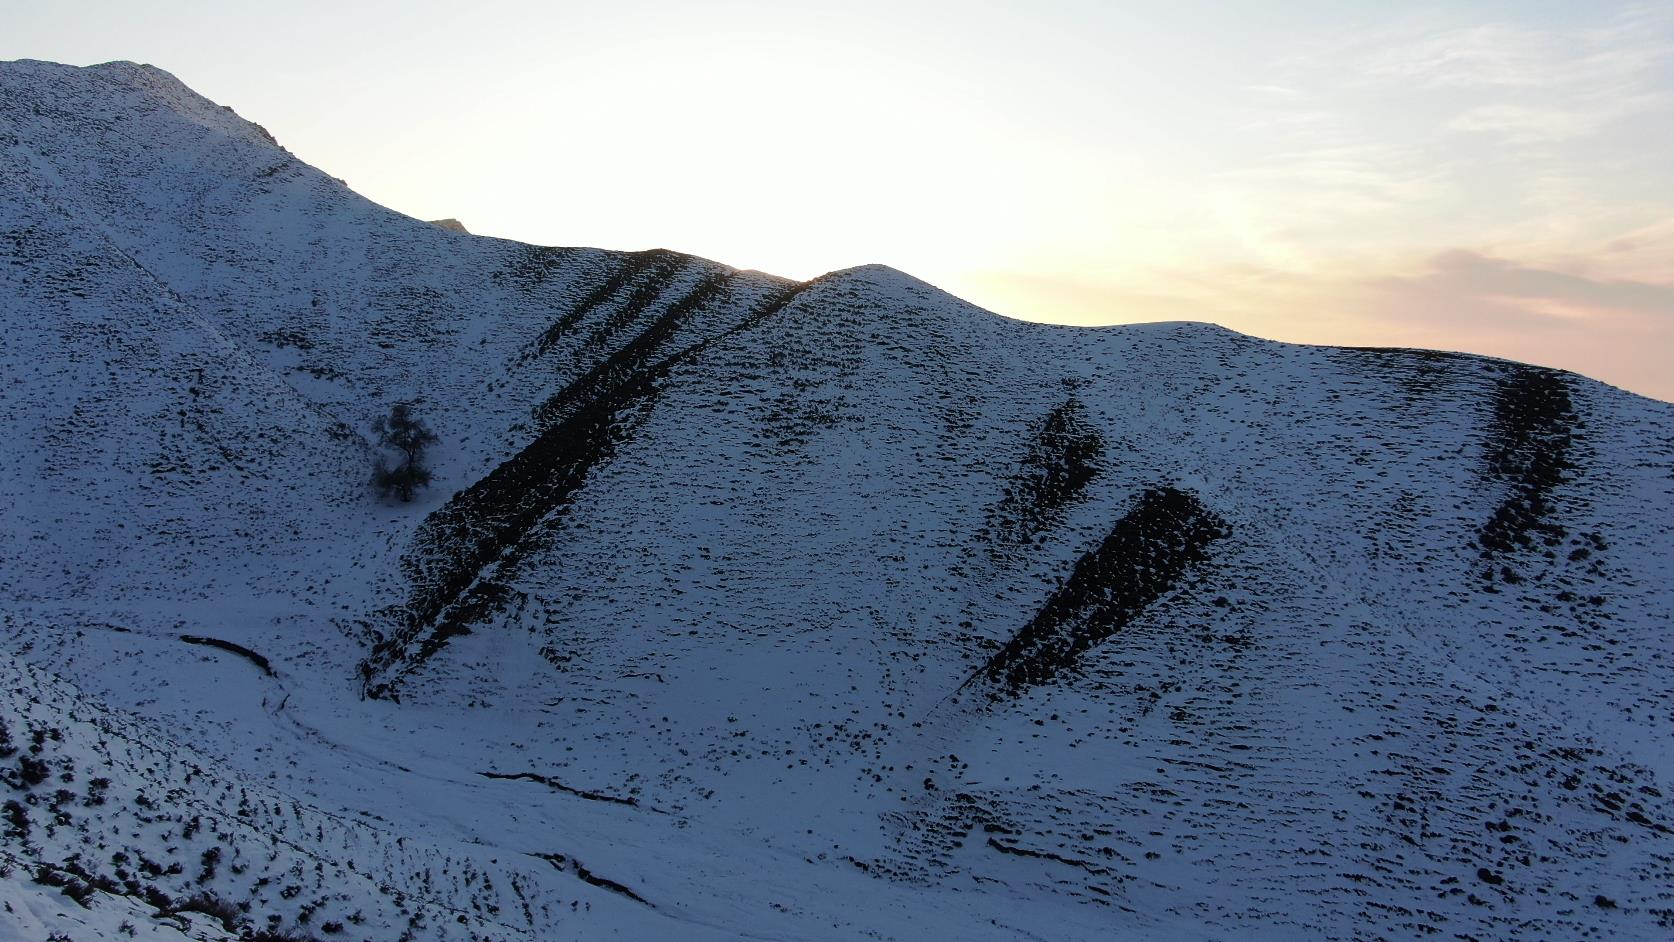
{"left": 3, "top": 59, "right": 1672, "bottom": 942}
{"left": 2, "top": 56, "right": 284, "bottom": 150}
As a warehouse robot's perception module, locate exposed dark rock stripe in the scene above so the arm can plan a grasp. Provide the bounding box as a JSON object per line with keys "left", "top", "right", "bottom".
{"left": 178, "top": 635, "right": 274, "bottom": 677}
{"left": 518, "top": 249, "right": 685, "bottom": 364}
{"left": 479, "top": 771, "right": 639, "bottom": 807}
{"left": 421, "top": 580, "right": 527, "bottom": 659}
{"left": 362, "top": 277, "right": 815, "bottom": 696}
{"left": 574, "top": 254, "right": 694, "bottom": 364}
{"left": 532, "top": 270, "right": 729, "bottom": 432}
{"left": 493, "top": 244, "right": 579, "bottom": 292}
{"left": 1332, "top": 346, "right": 1477, "bottom": 403}
{"left": 973, "top": 487, "right": 1228, "bottom": 695}
{"left": 531, "top": 853, "right": 652, "bottom": 906}
{"left": 986, "top": 837, "right": 1114, "bottom": 877}
{"left": 1477, "top": 367, "right": 1576, "bottom": 560}
{"left": 979, "top": 396, "right": 1104, "bottom": 555}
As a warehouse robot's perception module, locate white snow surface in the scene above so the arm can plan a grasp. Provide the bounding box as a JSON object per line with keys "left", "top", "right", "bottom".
{"left": 2, "top": 59, "right": 1673, "bottom": 941}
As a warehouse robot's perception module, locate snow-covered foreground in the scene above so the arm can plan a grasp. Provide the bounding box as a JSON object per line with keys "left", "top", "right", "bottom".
{"left": 2, "top": 59, "right": 1672, "bottom": 941}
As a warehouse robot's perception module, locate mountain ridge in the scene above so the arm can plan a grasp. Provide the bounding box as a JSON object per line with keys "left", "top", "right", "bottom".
{"left": 3, "top": 58, "right": 1673, "bottom": 941}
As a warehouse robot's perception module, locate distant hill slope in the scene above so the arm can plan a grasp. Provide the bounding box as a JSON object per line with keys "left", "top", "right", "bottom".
{"left": 3, "top": 59, "right": 1673, "bottom": 941}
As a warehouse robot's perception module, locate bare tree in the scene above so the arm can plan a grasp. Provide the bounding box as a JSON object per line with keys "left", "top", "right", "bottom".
{"left": 372, "top": 403, "right": 438, "bottom": 502}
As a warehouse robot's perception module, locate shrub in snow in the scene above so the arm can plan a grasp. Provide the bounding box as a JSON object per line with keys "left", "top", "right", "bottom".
{"left": 372, "top": 403, "right": 439, "bottom": 502}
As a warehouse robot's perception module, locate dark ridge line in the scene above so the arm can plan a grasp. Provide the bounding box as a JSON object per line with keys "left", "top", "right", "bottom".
{"left": 968, "top": 486, "right": 1228, "bottom": 696}
{"left": 479, "top": 771, "right": 639, "bottom": 808}
{"left": 494, "top": 244, "right": 581, "bottom": 293}
{"left": 530, "top": 853, "right": 653, "bottom": 907}
{"left": 373, "top": 274, "right": 745, "bottom": 672}
{"left": 1337, "top": 345, "right": 1475, "bottom": 365}
{"left": 1477, "top": 366, "right": 1576, "bottom": 562}
{"left": 177, "top": 636, "right": 274, "bottom": 677}
{"left": 521, "top": 259, "right": 634, "bottom": 360}
{"left": 373, "top": 274, "right": 733, "bottom": 678}
{"left": 412, "top": 580, "right": 527, "bottom": 667}
{"left": 362, "top": 276, "right": 818, "bottom": 696}
{"left": 986, "top": 837, "right": 1113, "bottom": 877}
{"left": 978, "top": 395, "right": 1104, "bottom": 556}
{"left": 1330, "top": 346, "right": 1480, "bottom": 403}
{"left": 518, "top": 249, "right": 683, "bottom": 364}
{"left": 531, "top": 270, "right": 730, "bottom": 432}
{"left": 573, "top": 254, "right": 697, "bottom": 366}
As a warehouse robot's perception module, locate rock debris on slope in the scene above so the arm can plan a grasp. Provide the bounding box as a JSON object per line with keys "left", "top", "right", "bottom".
{"left": 3, "top": 59, "right": 1673, "bottom": 941}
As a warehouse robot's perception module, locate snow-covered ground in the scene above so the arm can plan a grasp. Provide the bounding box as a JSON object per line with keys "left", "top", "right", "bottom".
{"left": 2, "top": 59, "right": 1672, "bottom": 940}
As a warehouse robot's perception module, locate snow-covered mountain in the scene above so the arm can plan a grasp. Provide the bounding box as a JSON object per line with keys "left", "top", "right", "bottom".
{"left": 3, "top": 59, "right": 1673, "bottom": 941}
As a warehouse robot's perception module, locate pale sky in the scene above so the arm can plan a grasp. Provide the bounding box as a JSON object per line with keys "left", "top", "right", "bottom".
{"left": 7, "top": 1, "right": 1673, "bottom": 400}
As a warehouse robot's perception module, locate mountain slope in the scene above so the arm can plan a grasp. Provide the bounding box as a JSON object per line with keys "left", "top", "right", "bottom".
{"left": 3, "top": 59, "right": 1673, "bottom": 941}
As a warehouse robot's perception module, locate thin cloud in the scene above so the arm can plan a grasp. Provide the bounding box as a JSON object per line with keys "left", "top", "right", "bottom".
{"left": 1362, "top": 23, "right": 1556, "bottom": 90}
{"left": 1598, "top": 218, "right": 1674, "bottom": 285}
{"left": 1362, "top": 7, "right": 1674, "bottom": 144}
{"left": 1362, "top": 7, "right": 1674, "bottom": 92}
{"left": 967, "top": 245, "right": 1674, "bottom": 402}
{"left": 1450, "top": 103, "right": 1611, "bottom": 143}
{"left": 1360, "top": 248, "right": 1674, "bottom": 399}
{"left": 1384, "top": 249, "right": 1674, "bottom": 321}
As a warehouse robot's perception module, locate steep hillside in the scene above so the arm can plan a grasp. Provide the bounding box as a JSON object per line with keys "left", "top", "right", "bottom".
{"left": 3, "top": 59, "right": 1673, "bottom": 941}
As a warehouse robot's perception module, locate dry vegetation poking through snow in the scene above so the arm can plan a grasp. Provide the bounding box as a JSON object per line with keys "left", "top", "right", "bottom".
{"left": 3, "top": 59, "right": 1674, "bottom": 941}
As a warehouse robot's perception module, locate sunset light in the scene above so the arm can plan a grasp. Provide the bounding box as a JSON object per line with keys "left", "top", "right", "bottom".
{"left": 10, "top": 0, "right": 1670, "bottom": 398}
{"left": 6, "top": 4, "right": 1674, "bottom": 940}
